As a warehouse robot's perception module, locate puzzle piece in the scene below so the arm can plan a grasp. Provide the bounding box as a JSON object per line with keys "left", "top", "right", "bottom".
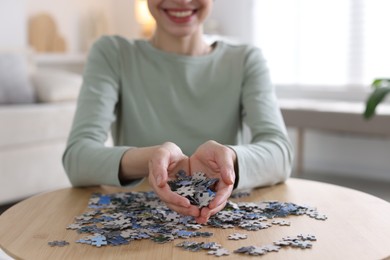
{"left": 230, "top": 190, "right": 251, "bottom": 198}
{"left": 185, "top": 223, "right": 202, "bottom": 230}
{"left": 228, "top": 233, "right": 248, "bottom": 240}
{"left": 202, "top": 242, "right": 222, "bottom": 250}
{"left": 176, "top": 230, "right": 194, "bottom": 238}
{"left": 273, "top": 234, "right": 316, "bottom": 250}
{"left": 192, "top": 172, "right": 207, "bottom": 180}
{"left": 176, "top": 241, "right": 204, "bottom": 252}
{"left": 197, "top": 189, "right": 216, "bottom": 208}
{"left": 48, "top": 240, "right": 69, "bottom": 247}
{"left": 239, "top": 221, "right": 271, "bottom": 231}
{"left": 66, "top": 223, "right": 82, "bottom": 230}
{"left": 152, "top": 234, "right": 174, "bottom": 244}
{"left": 177, "top": 186, "right": 196, "bottom": 197}
{"left": 263, "top": 244, "right": 281, "bottom": 252}
{"left": 107, "top": 235, "right": 129, "bottom": 246}
{"left": 249, "top": 246, "right": 267, "bottom": 255}
{"left": 298, "top": 234, "right": 317, "bottom": 241}
{"left": 272, "top": 219, "right": 291, "bottom": 226}
{"left": 76, "top": 238, "right": 92, "bottom": 245}
{"left": 208, "top": 248, "right": 230, "bottom": 257}
{"left": 90, "top": 235, "right": 107, "bottom": 247}
{"left": 234, "top": 246, "right": 255, "bottom": 254}
{"left": 292, "top": 240, "right": 313, "bottom": 249}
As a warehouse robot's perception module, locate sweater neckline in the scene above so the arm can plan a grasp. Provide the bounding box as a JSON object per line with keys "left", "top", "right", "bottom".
{"left": 136, "top": 39, "right": 224, "bottom": 63}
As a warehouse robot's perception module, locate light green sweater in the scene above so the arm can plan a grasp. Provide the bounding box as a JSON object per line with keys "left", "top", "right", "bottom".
{"left": 63, "top": 36, "right": 293, "bottom": 190}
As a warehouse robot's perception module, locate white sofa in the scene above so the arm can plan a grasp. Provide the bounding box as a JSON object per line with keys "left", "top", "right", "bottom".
{"left": 0, "top": 102, "right": 76, "bottom": 205}
{"left": 0, "top": 52, "right": 81, "bottom": 205}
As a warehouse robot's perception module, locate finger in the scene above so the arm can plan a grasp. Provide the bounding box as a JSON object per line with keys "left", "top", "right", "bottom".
{"left": 195, "top": 187, "right": 230, "bottom": 224}
{"left": 148, "top": 173, "right": 191, "bottom": 208}
{"left": 165, "top": 203, "right": 200, "bottom": 217}
{"left": 195, "top": 207, "right": 211, "bottom": 224}
{"left": 149, "top": 167, "right": 166, "bottom": 188}
{"left": 149, "top": 144, "right": 184, "bottom": 187}
{"left": 149, "top": 155, "right": 169, "bottom": 188}
{"left": 154, "top": 184, "right": 192, "bottom": 208}
{"left": 195, "top": 215, "right": 208, "bottom": 224}
{"left": 218, "top": 163, "right": 235, "bottom": 185}
{"left": 220, "top": 168, "right": 234, "bottom": 186}
{"left": 214, "top": 148, "right": 235, "bottom": 185}
{"left": 206, "top": 200, "right": 227, "bottom": 218}
{"left": 208, "top": 184, "right": 233, "bottom": 209}
{"left": 195, "top": 201, "right": 227, "bottom": 224}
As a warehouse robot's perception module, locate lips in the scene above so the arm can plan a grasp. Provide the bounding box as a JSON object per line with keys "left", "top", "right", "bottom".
{"left": 168, "top": 10, "right": 193, "bottom": 18}
{"left": 164, "top": 8, "right": 197, "bottom": 24}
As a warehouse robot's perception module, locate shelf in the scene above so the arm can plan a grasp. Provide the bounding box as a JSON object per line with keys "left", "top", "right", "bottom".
{"left": 33, "top": 53, "right": 86, "bottom": 65}
{"left": 33, "top": 53, "right": 86, "bottom": 74}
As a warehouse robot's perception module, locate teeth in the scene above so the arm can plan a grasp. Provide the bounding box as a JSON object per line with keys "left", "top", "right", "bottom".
{"left": 168, "top": 10, "right": 192, "bottom": 18}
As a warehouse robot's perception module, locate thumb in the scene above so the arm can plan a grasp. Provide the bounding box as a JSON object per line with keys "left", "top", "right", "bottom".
{"left": 220, "top": 166, "right": 235, "bottom": 185}
{"left": 215, "top": 154, "right": 235, "bottom": 185}
{"left": 149, "top": 159, "right": 167, "bottom": 188}
{"left": 218, "top": 147, "right": 236, "bottom": 185}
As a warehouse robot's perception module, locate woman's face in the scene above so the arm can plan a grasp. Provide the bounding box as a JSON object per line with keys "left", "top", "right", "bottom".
{"left": 147, "top": 0, "right": 213, "bottom": 38}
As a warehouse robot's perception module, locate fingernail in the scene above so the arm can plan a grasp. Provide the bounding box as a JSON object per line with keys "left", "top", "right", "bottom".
{"left": 182, "top": 200, "right": 190, "bottom": 208}
{"left": 156, "top": 176, "right": 162, "bottom": 186}
{"left": 229, "top": 171, "right": 235, "bottom": 184}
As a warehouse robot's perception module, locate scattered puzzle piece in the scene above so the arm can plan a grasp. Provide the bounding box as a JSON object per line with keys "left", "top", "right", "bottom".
{"left": 272, "top": 219, "right": 291, "bottom": 226}
{"left": 249, "top": 246, "right": 267, "bottom": 255}
{"left": 230, "top": 190, "right": 251, "bottom": 198}
{"left": 228, "top": 233, "right": 248, "bottom": 240}
{"left": 273, "top": 234, "right": 316, "bottom": 249}
{"left": 208, "top": 248, "right": 230, "bottom": 257}
{"left": 264, "top": 245, "right": 281, "bottom": 252}
{"left": 90, "top": 235, "right": 107, "bottom": 247}
{"left": 48, "top": 240, "right": 69, "bottom": 247}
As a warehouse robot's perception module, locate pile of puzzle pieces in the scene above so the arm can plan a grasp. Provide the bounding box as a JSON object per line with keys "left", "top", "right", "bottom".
{"left": 168, "top": 171, "right": 218, "bottom": 208}
{"left": 51, "top": 171, "right": 327, "bottom": 257}
{"left": 175, "top": 232, "right": 317, "bottom": 257}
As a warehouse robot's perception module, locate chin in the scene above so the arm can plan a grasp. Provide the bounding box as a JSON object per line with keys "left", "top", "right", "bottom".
{"left": 169, "top": 27, "right": 202, "bottom": 38}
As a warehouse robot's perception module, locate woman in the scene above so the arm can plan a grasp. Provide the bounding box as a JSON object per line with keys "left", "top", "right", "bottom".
{"left": 63, "top": 0, "right": 293, "bottom": 224}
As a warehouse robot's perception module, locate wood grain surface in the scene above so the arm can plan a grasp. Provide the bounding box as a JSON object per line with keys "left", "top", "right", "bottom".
{"left": 1, "top": 178, "right": 390, "bottom": 260}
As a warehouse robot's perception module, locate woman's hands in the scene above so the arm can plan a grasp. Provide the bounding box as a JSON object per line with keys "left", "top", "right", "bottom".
{"left": 189, "top": 140, "right": 236, "bottom": 224}
{"left": 147, "top": 141, "right": 236, "bottom": 224}
{"left": 148, "top": 142, "right": 200, "bottom": 217}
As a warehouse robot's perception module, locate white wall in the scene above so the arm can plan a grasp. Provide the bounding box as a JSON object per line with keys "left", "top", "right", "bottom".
{"left": 208, "top": 0, "right": 255, "bottom": 43}
{"left": 0, "top": 0, "right": 27, "bottom": 48}
{"left": 210, "top": 0, "right": 390, "bottom": 182}
{"left": 26, "top": 0, "right": 140, "bottom": 53}
{"left": 109, "top": 0, "right": 140, "bottom": 40}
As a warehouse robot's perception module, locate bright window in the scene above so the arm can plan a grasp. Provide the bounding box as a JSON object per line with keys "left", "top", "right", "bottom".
{"left": 253, "top": 0, "right": 390, "bottom": 88}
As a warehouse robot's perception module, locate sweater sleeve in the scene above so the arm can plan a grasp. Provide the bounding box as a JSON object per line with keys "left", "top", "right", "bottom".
{"left": 229, "top": 47, "right": 294, "bottom": 190}
{"left": 62, "top": 36, "right": 142, "bottom": 187}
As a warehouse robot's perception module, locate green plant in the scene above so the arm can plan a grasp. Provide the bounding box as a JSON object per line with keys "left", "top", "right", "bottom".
{"left": 363, "top": 78, "right": 390, "bottom": 119}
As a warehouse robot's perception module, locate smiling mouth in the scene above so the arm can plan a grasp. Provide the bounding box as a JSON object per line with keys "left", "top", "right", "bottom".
{"left": 168, "top": 10, "right": 194, "bottom": 17}
{"left": 164, "top": 9, "right": 197, "bottom": 20}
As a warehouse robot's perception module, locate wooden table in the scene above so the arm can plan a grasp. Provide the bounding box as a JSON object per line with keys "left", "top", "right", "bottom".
{"left": 1, "top": 178, "right": 390, "bottom": 260}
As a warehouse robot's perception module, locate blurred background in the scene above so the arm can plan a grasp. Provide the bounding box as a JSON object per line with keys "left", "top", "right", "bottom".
{"left": 1, "top": 0, "right": 389, "bottom": 214}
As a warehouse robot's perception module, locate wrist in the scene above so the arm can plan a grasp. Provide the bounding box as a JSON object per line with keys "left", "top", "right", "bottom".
{"left": 226, "top": 146, "right": 239, "bottom": 189}
{"left": 119, "top": 146, "right": 160, "bottom": 183}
